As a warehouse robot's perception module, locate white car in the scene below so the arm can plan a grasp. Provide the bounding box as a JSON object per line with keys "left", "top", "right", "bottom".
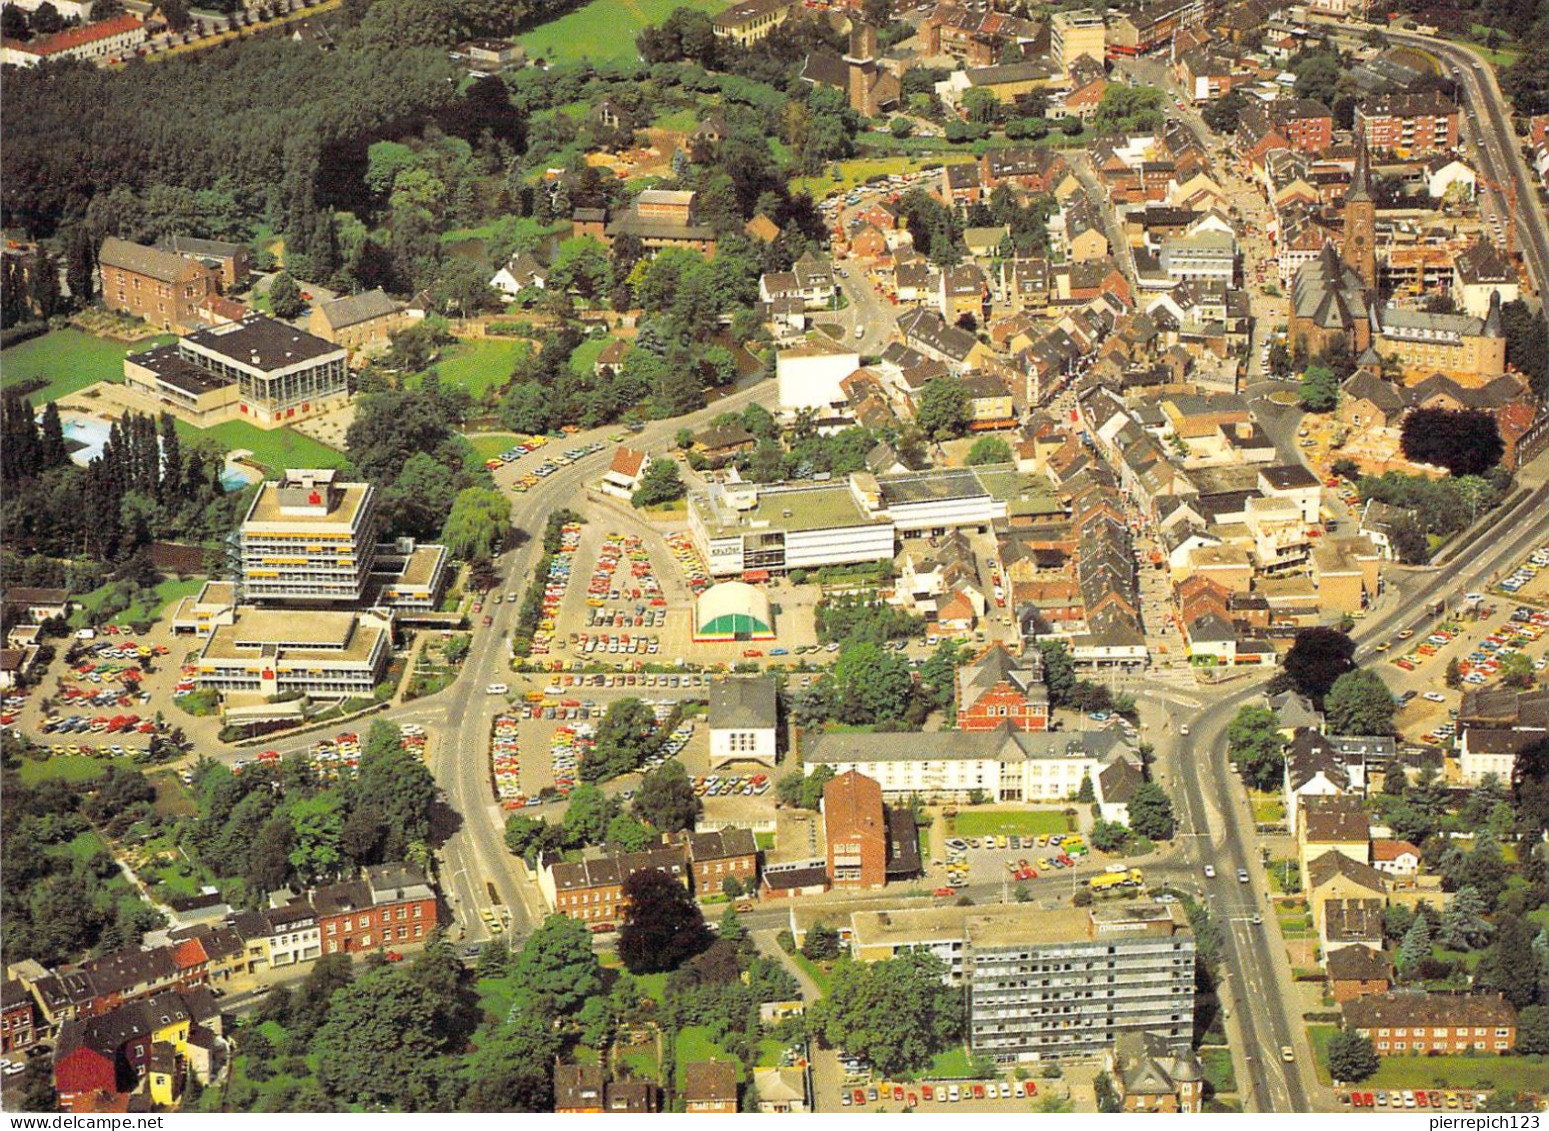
{"left": 1423, "top": 692, "right": 1446, "bottom": 702}
{"left": 485, "top": 683, "right": 508, "bottom": 695}
{"left": 1203, "top": 864, "right": 1216, "bottom": 879}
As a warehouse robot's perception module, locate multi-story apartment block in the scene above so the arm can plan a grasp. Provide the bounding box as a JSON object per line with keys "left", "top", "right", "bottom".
{"left": 539, "top": 845, "right": 691, "bottom": 925}
{"left": 1355, "top": 91, "right": 1459, "bottom": 157}
{"left": 239, "top": 469, "right": 379, "bottom": 605}
{"left": 1051, "top": 9, "right": 1106, "bottom": 74}
{"left": 312, "top": 865, "right": 439, "bottom": 956}
{"left": 820, "top": 902, "right": 1194, "bottom": 1062}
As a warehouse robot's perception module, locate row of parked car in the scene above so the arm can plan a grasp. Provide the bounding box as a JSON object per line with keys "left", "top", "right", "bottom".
{"left": 1497, "top": 542, "right": 1549, "bottom": 594}
{"left": 693, "top": 773, "right": 769, "bottom": 798}
{"left": 664, "top": 531, "right": 712, "bottom": 597}
{"left": 843, "top": 1080, "right": 1039, "bottom": 1106}
{"left": 1344, "top": 1090, "right": 1488, "bottom": 1110}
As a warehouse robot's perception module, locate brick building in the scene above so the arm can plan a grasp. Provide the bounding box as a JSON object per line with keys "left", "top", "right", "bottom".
{"left": 540, "top": 844, "right": 691, "bottom": 925}
{"left": 683, "top": 1060, "right": 739, "bottom": 1113}
{"left": 684, "top": 827, "right": 759, "bottom": 896}
{"left": 311, "top": 864, "right": 438, "bottom": 956}
{"left": 1, "top": 979, "right": 38, "bottom": 1056}
{"left": 823, "top": 770, "right": 889, "bottom": 889}
{"left": 955, "top": 643, "right": 1050, "bottom": 731}
{"left": 1342, "top": 993, "right": 1516, "bottom": 1056}
{"left": 1325, "top": 945, "right": 1392, "bottom": 1004}
{"left": 98, "top": 237, "right": 216, "bottom": 333}
{"left": 1355, "top": 92, "right": 1459, "bottom": 157}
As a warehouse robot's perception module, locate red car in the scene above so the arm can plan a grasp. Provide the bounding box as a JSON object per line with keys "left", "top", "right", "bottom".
{"left": 852, "top": 1089, "right": 866, "bottom": 1105}
{"left": 384, "top": 950, "right": 404, "bottom": 962}
{"left": 921, "top": 1085, "right": 933, "bottom": 1101}
{"left": 972, "top": 1084, "right": 986, "bottom": 1100}
{"left": 934, "top": 887, "right": 955, "bottom": 897}
{"left": 893, "top": 1085, "right": 904, "bottom": 1102}
{"left": 907, "top": 1093, "right": 918, "bottom": 1108}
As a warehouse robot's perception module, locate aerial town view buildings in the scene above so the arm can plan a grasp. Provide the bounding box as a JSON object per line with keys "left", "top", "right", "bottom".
{"left": 2, "top": 0, "right": 1549, "bottom": 1117}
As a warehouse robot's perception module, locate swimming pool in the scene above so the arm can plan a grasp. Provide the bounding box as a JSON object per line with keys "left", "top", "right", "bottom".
{"left": 58, "top": 415, "right": 112, "bottom": 466}
{"left": 220, "top": 464, "right": 260, "bottom": 492}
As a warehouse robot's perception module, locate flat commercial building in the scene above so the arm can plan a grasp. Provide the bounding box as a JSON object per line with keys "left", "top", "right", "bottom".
{"left": 240, "top": 470, "right": 380, "bottom": 605}
{"left": 178, "top": 316, "right": 348, "bottom": 426}
{"left": 686, "top": 467, "right": 1055, "bottom": 577}
{"left": 193, "top": 608, "right": 390, "bottom": 700}
{"left": 122, "top": 344, "right": 242, "bottom": 424}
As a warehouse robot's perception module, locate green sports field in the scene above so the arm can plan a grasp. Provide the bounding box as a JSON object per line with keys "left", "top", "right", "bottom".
{"left": 517, "top": 0, "right": 723, "bottom": 64}
{"left": 171, "top": 419, "right": 348, "bottom": 475}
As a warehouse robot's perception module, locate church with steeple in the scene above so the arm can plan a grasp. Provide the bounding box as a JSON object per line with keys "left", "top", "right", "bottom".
{"left": 1289, "top": 136, "right": 1506, "bottom": 383}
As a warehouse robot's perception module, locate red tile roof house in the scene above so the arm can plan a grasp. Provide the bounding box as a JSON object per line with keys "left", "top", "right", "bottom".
{"left": 1369, "top": 839, "right": 1421, "bottom": 877}
{"left": 312, "top": 864, "right": 438, "bottom": 956}
{"left": 600, "top": 446, "right": 650, "bottom": 500}
{"left": 954, "top": 643, "right": 1050, "bottom": 731}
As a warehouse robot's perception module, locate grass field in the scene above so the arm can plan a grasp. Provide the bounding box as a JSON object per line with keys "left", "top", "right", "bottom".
{"left": 21, "top": 755, "right": 110, "bottom": 785}
{"left": 69, "top": 576, "right": 204, "bottom": 629}
{"left": 568, "top": 336, "right": 610, "bottom": 376}
{"left": 1309, "top": 1025, "right": 1548, "bottom": 1091}
{"left": 172, "top": 418, "right": 347, "bottom": 474}
{"left": 466, "top": 432, "right": 524, "bottom": 463}
{"left": 791, "top": 953, "right": 833, "bottom": 996}
{"left": 756, "top": 1038, "right": 788, "bottom": 1069}
{"left": 653, "top": 107, "right": 703, "bottom": 131}
{"left": 676, "top": 1025, "right": 742, "bottom": 1080}
{"left": 925, "top": 1046, "right": 975, "bottom": 1079}
{"left": 789, "top": 156, "right": 969, "bottom": 201}
{"left": 1, "top": 329, "right": 177, "bottom": 404}
{"left": 517, "top": 0, "right": 722, "bottom": 63}
{"left": 951, "top": 810, "right": 1071, "bottom": 838}
{"left": 431, "top": 338, "right": 531, "bottom": 398}
{"left": 1203, "top": 1048, "right": 1237, "bottom": 1096}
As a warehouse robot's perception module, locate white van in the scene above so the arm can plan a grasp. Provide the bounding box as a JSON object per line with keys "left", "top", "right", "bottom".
{"left": 486, "top": 683, "right": 509, "bottom": 695}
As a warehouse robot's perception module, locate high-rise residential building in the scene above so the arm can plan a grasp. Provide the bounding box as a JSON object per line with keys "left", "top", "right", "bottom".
{"left": 1051, "top": 8, "right": 1106, "bottom": 74}
{"left": 969, "top": 902, "right": 1194, "bottom": 1060}
{"left": 238, "top": 469, "right": 380, "bottom": 605}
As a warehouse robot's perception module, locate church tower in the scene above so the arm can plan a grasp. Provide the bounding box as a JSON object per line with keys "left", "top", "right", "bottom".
{"left": 1343, "top": 137, "right": 1377, "bottom": 291}
{"left": 846, "top": 22, "right": 880, "bottom": 117}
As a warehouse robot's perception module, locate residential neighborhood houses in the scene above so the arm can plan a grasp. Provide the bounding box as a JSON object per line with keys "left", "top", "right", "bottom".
{"left": 2, "top": 0, "right": 1549, "bottom": 1116}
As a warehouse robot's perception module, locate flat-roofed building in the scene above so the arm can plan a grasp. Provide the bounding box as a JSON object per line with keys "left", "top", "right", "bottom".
{"left": 370, "top": 540, "right": 449, "bottom": 612}
{"left": 121, "top": 343, "right": 242, "bottom": 424}
{"left": 239, "top": 469, "right": 380, "bottom": 605}
{"left": 177, "top": 316, "right": 349, "bottom": 426}
{"left": 193, "top": 608, "right": 391, "bottom": 700}
{"left": 1051, "top": 8, "right": 1105, "bottom": 74}
{"left": 688, "top": 479, "right": 895, "bottom": 577}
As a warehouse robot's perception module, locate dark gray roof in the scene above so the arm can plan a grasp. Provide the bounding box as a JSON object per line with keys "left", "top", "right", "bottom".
{"left": 183, "top": 316, "right": 341, "bottom": 371}
{"left": 709, "top": 676, "right": 778, "bottom": 730}
{"left": 317, "top": 289, "right": 402, "bottom": 331}
{"left": 99, "top": 237, "right": 199, "bottom": 283}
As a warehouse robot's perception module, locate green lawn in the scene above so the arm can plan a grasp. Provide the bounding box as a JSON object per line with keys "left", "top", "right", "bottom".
{"left": 51, "top": 828, "right": 110, "bottom": 864}
{"left": 755, "top": 832, "right": 775, "bottom": 851}
{"left": 755, "top": 1038, "right": 788, "bottom": 1069}
{"left": 466, "top": 432, "right": 524, "bottom": 463}
{"left": 517, "top": 0, "right": 722, "bottom": 63}
{"left": 430, "top": 338, "right": 530, "bottom": 398}
{"left": 68, "top": 576, "right": 204, "bottom": 629}
{"left": 21, "top": 755, "right": 109, "bottom": 785}
{"left": 1309, "top": 1025, "right": 1548, "bottom": 1090}
{"left": 789, "top": 156, "right": 967, "bottom": 201}
{"left": 951, "top": 810, "right": 1070, "bottom": 838}
{"left": 791, "top": 953, "right": 832, "bottom": 996}
{"left": 172, "top": 419, "right": 347, "bottom": 475}
{"left": 1203, "top": 1048, "right": 1238, "bottom": 1095}
{"left": 568, "top": 336, "right": 610, "bottom": 376}
{"left": 0, "top": 328, "right": 176, "bottom": 404}
{"left": 618, "top": 1042, "right": 660, "bottom": 1081}
{"left": 653, "top": 107, "right": 703, "bottom": 131}
{"left": 676, "top": 1025, "right": 744, "bottom": 1080}
{"left": 924, "top": 1046, "right": 975, "bottom": 1079}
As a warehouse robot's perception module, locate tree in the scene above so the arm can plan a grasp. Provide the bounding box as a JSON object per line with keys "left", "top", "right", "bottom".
{"left": 1039, "top": 640, "right": 1076, "bottom": 707}
{"left": 811, "top": 950, "right": 964, "bottom": 1077}
{"left": 1474, "top": 913, "right": 1541, "bottom": 1009}
{"left": 585, "top": 698, "right": 662, "bottom": 782}
{"left": 511, "top": 914, "right": 603, "bottom": 1014}
{"left": 312, "top": 964, "right": 459, "bottom": 1107}
{"left": 1437, "top": 885, "right": 1493, "bottom": 951}
{"left": 1514, "top": 735, "right": 1549, "bottom": 838}
{"left": 440, "top": 487, "right": 510, "bottom": 561}
{"left": 606, "top": 813, "right": 657, "bottom": 853}
{"left": 631, "top": 458, "right": 684, "bottom": 508}
{"left": 1127, "top": 782, "right": 1175, "bottom": 840}
{"left": 1323, "top": 668, "right": 1396, "bottom": 735}
{"left": 801, "top": 922, "right": 841, "bottom": 960}
{"left": 1444, "top": 657, "right": 1463, "bottom": 689}
{"left": 827, "top": 641, "right": 917, "bottom": 725}
{"left": 288, "top": 792, "right": 346, "bottom": 883}
{"left": 461, "top": 1013, "right": 561, "bottom": 1111}
{"left": 430, "top": 256, "right": 497, "bottom": 318}
{"left": 29, "top": 0, "right": 61, "bottom": 33}
{"left": 1094, "top": 1071, "right": 1122, "bottom": 1112}
{"left": 617, "top": 869, "right": 711, "bottom": 974}
{"left": 1517, "top": 1005, "right": 1549, "bottom": 1055}
{"left": 1298, "top": 364, "right": 1338, "bottom": 412}
{"left": 1499, "top": 651, "right": 1536, "bottom": 690}
{"left": 504, "top": 813, "right": 556, "bottom": 860}
{"left": 1201, "top": 88, "right": 1247, "bottom": 134}
{"left": 1326, "top": 1028, "right": 1379, "bottom": 1083}
{"left": 915, "top": 378, "right": 969, "bottom": 440}
{"left": 1401, "top": 408, "right": 1503, "bottom": 477}
{"left": 1, "top": 5, "right": 28, "bottom": 40}
{"left": 777, "top": 764, "right": 834, "bottom": 811}
{"left": 1226, "top": 705, "right": 1287, "bottom": 791}
{"left": 889, "top": 116, "right": 914, "bottom": 138}
{"left": 965, "top": 436, "right": 1012, "bottom": 466}
{"left": 1282, "top": 627, "right": 1356, "bottom": 702}
{"left": 1396, "top": 912, "right": 1433, "bottom": 977}
{"left": 561, "top": 783, "right": 621, "bottom": 848}
{"left": 631, "top": 759, "right": 699, "bottom": 832}
{"left": 348, "top": 726, "right": 439, "bottom": 862}
{"left": 268, "top": 272, "right": 305, "bottom": 319}
{"left": 1089, "top": 818, "right": 1128, "bottom": 853}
